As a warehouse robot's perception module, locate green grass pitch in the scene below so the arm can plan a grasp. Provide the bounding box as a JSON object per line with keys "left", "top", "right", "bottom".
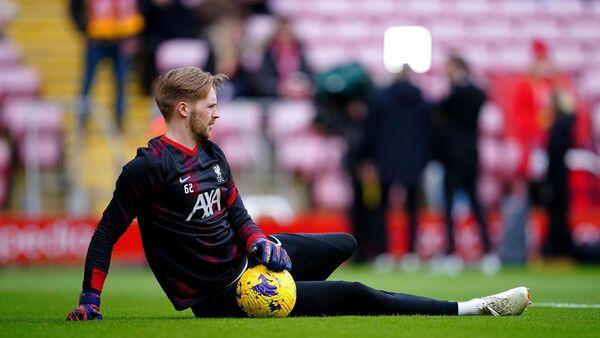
{"left": 1, "top": 265, "right": 599, "bottom": 338}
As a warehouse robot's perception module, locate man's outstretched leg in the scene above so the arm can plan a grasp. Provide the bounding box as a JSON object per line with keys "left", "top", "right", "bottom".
{"left": 292, "top": 280, "right": 456, "bottom": 316}
{"left": 291, "top": 281, "right": 531, "bottom": 317}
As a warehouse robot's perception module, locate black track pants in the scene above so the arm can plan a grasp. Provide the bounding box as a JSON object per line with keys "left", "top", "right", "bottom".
{"left": 192, "top": 233, "right": 457, "bottom": 317}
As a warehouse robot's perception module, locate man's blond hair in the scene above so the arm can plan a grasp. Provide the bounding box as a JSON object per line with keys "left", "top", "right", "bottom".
{"left": 155, "top": 67, "right": 227, "bottom": 121}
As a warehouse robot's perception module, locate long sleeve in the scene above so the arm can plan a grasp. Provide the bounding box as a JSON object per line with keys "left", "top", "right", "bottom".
{"left": 225, "top": 177, "right": 266, "bottom": 253}
{"left": 215, "top": 147, "right": 266, "bottom": 252}
{"left": 82, "top": 156, "right": 161, "bottom": 292}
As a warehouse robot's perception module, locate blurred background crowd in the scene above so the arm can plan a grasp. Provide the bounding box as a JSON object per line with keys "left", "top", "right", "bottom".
{"left": 1, "top": 0, "right": 600, "bottom": 272}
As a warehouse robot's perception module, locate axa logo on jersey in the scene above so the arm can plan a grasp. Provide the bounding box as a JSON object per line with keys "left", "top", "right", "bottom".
{"left": 186, "top": 188, "right": 222, "bottom": 221}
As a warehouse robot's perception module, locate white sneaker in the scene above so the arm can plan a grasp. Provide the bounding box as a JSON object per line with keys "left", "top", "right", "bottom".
{"left": 480, "top": 287, "right": 532, "bottom": 316}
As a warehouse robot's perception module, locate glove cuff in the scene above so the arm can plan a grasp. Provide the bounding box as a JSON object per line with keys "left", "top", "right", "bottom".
{"left": 79, "top": 289, "right": 101, "bottom": 307}
{"left": 246, "top": 233, "right": 267, "bottom": 253}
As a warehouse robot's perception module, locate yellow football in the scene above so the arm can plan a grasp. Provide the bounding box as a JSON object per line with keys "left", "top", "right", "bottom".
{"left": 236, "top": 265, "right": 296, "bottom": 318}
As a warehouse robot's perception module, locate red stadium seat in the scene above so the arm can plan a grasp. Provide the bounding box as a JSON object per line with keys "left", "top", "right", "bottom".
{"left": 356, "top": 46, "right": 384, "bottom": 76}
{"left": 496, "top": 43, "right": 531, "bottom": 73}
{"left": 496, "top": 0, "right": 539, "bottom": 19}
{"left": 553, "top": 43, "right": 586, "bottom": 74}
{"left": 0, "top": 66, "right": 41, "bottom": 101}
{"left": 245, "top": 15, "right": 278, "bottom": 47}
{"left": 155, "top": 39, "right": 209, "bottom": 74}
{"left": 579, "top": 70, "right": 600, "bottom": 102}
{"left": 305, "top": 45, "right": 351, "bottom": 73}
{"left": 20, "top": 132, "right": 63, "bottom": 169}
{"left": 461, "top": 44, "right": 493, "bottom": 73}
{"left": 293, "top": 17, "right": 327, "bottom": 43}
{"left": 590, "top": 47, "right": 600, "bottom": 68}
{"left": 565, "top": 19, "right": 600, "bottom": 44}
{"left": 266, "top": 100, "right": 316, "bottom": 142}
{"left": 213, "top": 100, "right": 262, "bottom": 138}
{"left": 453, "top": 0, "right": 491, "bottom": 19}
{"left": 0, "top": 39, "right": 21, "bottom": 68}
{"left": 2, "top": 99, "right": 64, "bottom": 169}
{"left": 594, "top": 3, "right": 600, "bottom": 17}
{"left": 516, "top": 18, "right": 561, "bottom": 42}
{"left": 429, "top": 44, "right": 450, "bottom": 70}
{"left": 355, "top": 0, "right": 399, "bottom": 20}
{"left": 311, "top": 170, "right": 352, "bottom": 210}
{"left": 309, "top": 0, "right": 353, "bottom": 19}
{"left": 2, "top": 98, "right": 63, "bottom": 137}
{"left": 405, "top": 0, "right": 447, "bottom": 19}
{"left": 542, "top": 0, "right": 585, "bottom": 19}
{"left": 478, "top": 173, "right": 502, "bottom": 207}
{"left": 276, "top": 133, "right": 345, "bottom": 178}
{"left": 470, "top": 19, "right": 513, "bottom": 43}
{"left": 217, "top": 134, "right": 261, "bottom": 171}
{"left": 427, "top": 20, "right": 466, "bottom": 45}
{"left": 332, "top": 21, "right": 372, "bottom": 43}
{"left": 268, "top": 0, "right": 307, "bottom": 17}
{"left": 479, "top": 103, "right": 505, "bottom": 137}
{"left": 479, "top": 137, "right": 507, "bottom": 176}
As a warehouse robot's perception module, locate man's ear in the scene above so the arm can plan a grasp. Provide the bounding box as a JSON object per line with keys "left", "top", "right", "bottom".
{"left": 176, "top": 101, "right": 189, "bottom": 118}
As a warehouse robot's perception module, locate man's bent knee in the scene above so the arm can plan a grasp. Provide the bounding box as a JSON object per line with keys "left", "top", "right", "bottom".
{"left": 339, "top": 233, "right": 357, "bottom": 260}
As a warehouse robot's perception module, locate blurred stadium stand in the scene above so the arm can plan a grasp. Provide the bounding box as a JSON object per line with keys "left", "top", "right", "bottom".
{"left": 1, "top": 0, "right": 600, "bottom": 264}
{"left": 2, "top": 0, "right": 597, "bottom": 214}
{"left": 4, "top": 0, "right": 152, "bottom": 213}
{"left": 1, "top": 0, "right": 598, "bottom": 205}
{"left": 155, "top": 38, "right": 209, "bottom": 74}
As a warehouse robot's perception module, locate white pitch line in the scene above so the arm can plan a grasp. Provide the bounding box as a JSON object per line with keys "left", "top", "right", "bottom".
{"left": 532, "top": 302, "right": 600, "bottom": 309}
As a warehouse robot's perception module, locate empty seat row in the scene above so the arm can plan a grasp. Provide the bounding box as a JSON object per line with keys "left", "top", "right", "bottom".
{"left": 1, "top": 98, "right": 64, "bottom": 169}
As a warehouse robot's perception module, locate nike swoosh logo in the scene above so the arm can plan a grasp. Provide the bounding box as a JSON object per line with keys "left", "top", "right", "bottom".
{"left": 179, "top": 175, "right": 191, "bottom": 183}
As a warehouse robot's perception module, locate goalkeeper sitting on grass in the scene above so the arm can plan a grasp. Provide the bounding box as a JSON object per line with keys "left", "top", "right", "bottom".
{"left": 67, "top": 67, "right": 531, "bottom": 320}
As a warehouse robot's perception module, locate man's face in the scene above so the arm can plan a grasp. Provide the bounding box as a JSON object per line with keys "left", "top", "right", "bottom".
{"left": 189, "top": 87, "right": 218, "bottom": 141}
{"left": 445, "top": 60, "right": 462, "bottom": 83}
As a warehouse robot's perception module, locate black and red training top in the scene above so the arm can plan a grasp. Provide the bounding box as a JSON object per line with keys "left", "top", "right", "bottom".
{"left": 82, "top": 135, "right": 266, "bottom": 310}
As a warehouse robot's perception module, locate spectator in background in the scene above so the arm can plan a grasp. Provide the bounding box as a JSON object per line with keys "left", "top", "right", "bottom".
{"left": 347, "top": 99, "right": 385, "bottom": 264}
{"left": 253, "top": 17, "right": 312, "bottom": 99}
{"left": 509, "top": 40, "right": 566, "bottom": 205}
{"left": 498, "top": 39, "right": 573, "bottom": 265}
{"left": 540, "top": 90, "right": 577, "bottom": 259}
{"left": 139, "top": 0, "right": 203, "bottom": 95}
{"left": 436, "top": 55, "right": 498, "bottom": 274}
{"left": 365, "top": 65, "right": 432, "bottom": 271}
{"left": 313, "top": 63, "right": 377, "bottom": 262}
{"left": 70, "top": 0, "right": 144, "bottom": 131}
{"left": 204, "top": 16, "right": 253, "bottom": 99}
